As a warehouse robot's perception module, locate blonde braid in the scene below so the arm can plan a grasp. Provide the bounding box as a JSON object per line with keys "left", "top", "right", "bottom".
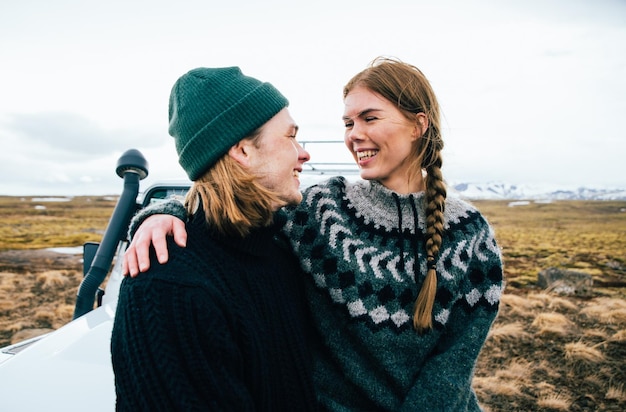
{"left": 413, "top": 147, "right": 446, "bottom": 332}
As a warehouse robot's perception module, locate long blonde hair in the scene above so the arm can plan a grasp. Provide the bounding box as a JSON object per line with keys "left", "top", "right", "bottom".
{"left": 344, "top": 57, "right": 447, "bottom": 332}
{"left": 184, "top": 132, "right": 282, "bottom": 238}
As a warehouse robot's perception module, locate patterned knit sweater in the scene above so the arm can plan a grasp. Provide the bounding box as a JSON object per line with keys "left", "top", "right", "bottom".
{"left": 128, "top": 176, "right": 504, "bottom": 411}
{"left": 112, "top": 208, "right": 317, "bottom": 411}
{"left": 283, "top": 177, "right": 504, "bottom": 411}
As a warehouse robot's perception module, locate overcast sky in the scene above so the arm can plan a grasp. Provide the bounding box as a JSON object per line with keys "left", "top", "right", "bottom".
{"left": 1, "top": 0, "right": 624, "bottom": 196}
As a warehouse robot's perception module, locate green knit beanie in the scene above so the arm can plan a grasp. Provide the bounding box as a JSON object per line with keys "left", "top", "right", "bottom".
{"left": 168, "top": 67, "right": 289, "bottom": 180}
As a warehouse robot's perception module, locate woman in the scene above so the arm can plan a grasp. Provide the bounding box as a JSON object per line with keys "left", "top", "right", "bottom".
{"left": 125, "top": 57, "right": 504, "bottom": 411}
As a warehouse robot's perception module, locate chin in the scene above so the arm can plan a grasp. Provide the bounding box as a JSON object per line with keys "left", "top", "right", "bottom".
{"left": 290, "top": 193, "right": 303, "bottom": 205}
{"left": 359, "top": 170, "right": 376, "bottom": 181}
{"left": 281, "top": 192, "right": 303, "bottom": 207}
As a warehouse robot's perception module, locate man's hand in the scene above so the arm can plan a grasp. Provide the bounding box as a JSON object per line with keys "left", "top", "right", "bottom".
{"left": 122, "top": 215, "right": 187, "bottom": 277}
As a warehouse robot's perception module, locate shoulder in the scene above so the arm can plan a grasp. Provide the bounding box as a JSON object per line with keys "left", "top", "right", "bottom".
{"left": 444, "top": 195, "right": 479, "bottom": 217}
{"left": 118, "top": 243, "right": 235, "bottom": 319}
{"left": 444, "top": 195, "right": 492, "bottom": 231}
{"left": 291, "top": 177, "right": 350, "bottom": 216}
{"left": 138, "top": 229, "right": 225, "bottom": 285}
{"left": 301, "top": 176, "right": 349, "bottom": 198}
{"left": 442, "top": 196, "right": 502, "bottom": 264}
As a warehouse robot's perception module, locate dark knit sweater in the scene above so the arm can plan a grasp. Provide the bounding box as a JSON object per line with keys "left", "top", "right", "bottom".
{"left": 111, "top": 208, "right": 317, "bottom": 411}
{"left": 283, "top": 177, "right": 504, "bottom": 411}
{"left": 128, "top": 177, "right": 504, "bottom": 411}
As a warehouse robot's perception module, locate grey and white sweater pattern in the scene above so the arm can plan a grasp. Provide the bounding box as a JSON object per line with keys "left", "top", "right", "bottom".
{"left": 284, "top": 176, "right": 503, "bottom": 332}
{"left": 283, "top": 176, "right": 504, "bottom": 411}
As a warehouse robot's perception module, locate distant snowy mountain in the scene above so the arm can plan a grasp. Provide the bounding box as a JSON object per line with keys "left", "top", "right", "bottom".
{"left": 449, "top": 182, "right": 626, "bottom": 201}
{"left": 300, "top": 171, "right": 626, "bottom": 201}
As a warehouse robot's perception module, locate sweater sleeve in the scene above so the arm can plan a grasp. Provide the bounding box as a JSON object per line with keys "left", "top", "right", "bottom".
{"left": 127, "top": 198, "right": 187, "bottom": 240}
{"left": 400, "top": 225, "right": 504, "bottom": 412}
{"left": 111, "top": 271, "right": 255, "bottom": 411}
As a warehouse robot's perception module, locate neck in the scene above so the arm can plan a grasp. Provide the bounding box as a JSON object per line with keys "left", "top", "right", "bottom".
{"left": 376, "top": 172, "right": 425, "bottom": 194}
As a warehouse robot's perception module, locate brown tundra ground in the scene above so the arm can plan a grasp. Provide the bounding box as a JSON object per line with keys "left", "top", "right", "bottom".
{"left": 0, "top": 195, "right": 625, "bottom": 411}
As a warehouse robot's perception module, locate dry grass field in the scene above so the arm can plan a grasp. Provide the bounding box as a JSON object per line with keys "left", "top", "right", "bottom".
{"left": 1, "top": 195, "right": 625, "bottom": 411}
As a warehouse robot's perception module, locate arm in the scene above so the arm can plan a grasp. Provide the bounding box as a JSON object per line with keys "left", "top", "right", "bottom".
{"left": 122, "top": 199, "right": 188, "bottom": 276}
{"left": 400, "top": 301, "right": 500, "bottom": 411}
{"left": 401, "top": 226, "right": 504, "bottom": 411}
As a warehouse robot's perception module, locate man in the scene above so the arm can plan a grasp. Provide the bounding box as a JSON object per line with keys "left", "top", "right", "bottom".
{"left": 110, "top": 66, "right": 316, "bottom": 411}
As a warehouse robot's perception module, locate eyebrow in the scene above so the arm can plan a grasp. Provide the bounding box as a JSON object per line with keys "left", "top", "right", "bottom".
{"left": 342, "top": 108, "right": 381, "bottom": 122}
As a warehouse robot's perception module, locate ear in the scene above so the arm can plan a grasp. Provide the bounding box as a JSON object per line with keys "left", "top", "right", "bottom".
{"left": 413, "top": 113, "right": 429, "bottom": 139}
{"left": 228, "top": 140, "right": 254, "bottom": 167}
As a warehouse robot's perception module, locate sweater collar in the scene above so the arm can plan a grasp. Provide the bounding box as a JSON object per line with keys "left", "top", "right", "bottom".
{"left": 346, "top": 179, "right": 427, "bottom": 234}
{"left": 188, "top": 206, "right": 286, "bottom": 258}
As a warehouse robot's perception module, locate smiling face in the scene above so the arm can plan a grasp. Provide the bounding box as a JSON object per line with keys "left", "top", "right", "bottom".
{"left": 243, "top": 108, "right": 310, "bottom": 208}
{"left": 343, "top": 86, "right": 427, "bottom": 194}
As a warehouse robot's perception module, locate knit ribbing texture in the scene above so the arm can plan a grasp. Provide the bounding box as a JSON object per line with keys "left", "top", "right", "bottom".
{"left": 169, "top": 67, "right": 288, "bottom": 180}
{"left": 112, "top": 208, "right": 317, "bottom": 411}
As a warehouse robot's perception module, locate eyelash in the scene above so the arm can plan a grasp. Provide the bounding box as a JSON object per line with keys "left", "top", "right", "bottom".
{"left": 344, "top": 117, "right": 376, "bottom": 128}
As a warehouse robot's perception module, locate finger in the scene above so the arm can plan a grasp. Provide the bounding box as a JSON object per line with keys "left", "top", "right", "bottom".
{"left": 172, "top": 219, "right": 187, "bottom": 247}
{"left": 121, "top": 254, "right": 130, "bottom": 276}
{"left": 124, "top": 246, "right": 141, "bottom": 278}
{"left": 135, "top": 234, "right": 154, "bottom": 272}
{"left": 151, "top": 229, "right": 170, "bottom": 265}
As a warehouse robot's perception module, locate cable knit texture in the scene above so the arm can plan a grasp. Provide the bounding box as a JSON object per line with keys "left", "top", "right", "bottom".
{"left": 127, "top": 176, "right": 504, "bottom": 411}
{"left": 112, "top": 208, "right": 317, "bottom": 411}
{"left": 282, "top": 177, "right": 504, "bottom": 411}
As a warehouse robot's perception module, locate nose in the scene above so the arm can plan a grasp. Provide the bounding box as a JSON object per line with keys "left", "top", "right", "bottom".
{"left": 296, "top": 142, "right": 310, "bottom": 163}
{"left": 344, "top": 127, "right": 363, "bottom": 154}
{"left": 345, "top": 122, "right": 364, "bottom": 144}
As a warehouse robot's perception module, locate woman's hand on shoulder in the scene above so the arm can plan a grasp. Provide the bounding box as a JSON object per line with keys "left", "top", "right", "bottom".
{"left": 122, "top": 215, "right": 187, "bottom": 277}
